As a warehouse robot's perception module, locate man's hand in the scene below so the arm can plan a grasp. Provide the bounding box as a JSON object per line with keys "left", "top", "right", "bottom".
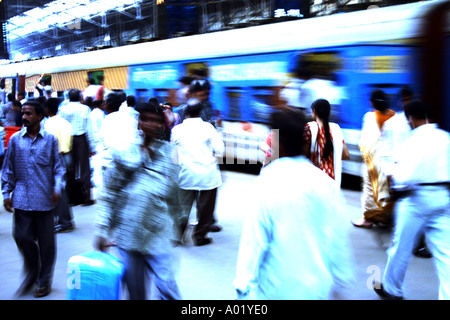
{"left": 93, "top": 235, "right": 117, "bottom": 252}
{"left": 3, "top": 198, "right": 13, "bottom": 212}
{"left": 51, "top": 191, "right": 61, "bottom": 204}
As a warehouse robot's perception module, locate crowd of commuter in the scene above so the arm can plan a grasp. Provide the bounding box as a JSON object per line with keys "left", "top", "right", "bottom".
{"left": 0, "top": 73, "right": 448, "bottom": 300}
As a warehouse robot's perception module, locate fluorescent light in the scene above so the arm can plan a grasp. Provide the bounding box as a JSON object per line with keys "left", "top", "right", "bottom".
{"left": 6, "top": 0, "right": 144, "bottom": 40}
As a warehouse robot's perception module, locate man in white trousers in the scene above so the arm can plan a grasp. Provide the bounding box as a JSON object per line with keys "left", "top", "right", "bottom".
{"left": 374, "top": 100, "right": 450, "bottom": 300}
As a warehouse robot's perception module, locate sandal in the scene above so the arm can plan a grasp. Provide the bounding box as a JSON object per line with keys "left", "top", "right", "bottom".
{"left": 351, "top": 218, "right": 373, "bottom": 228}
{"left": 34, "top": 285, "right": 51, "bottom": 298}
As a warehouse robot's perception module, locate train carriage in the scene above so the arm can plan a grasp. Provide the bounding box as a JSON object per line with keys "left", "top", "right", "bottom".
{"left": 1, "top": 0, "right": 449, "bottom": 177}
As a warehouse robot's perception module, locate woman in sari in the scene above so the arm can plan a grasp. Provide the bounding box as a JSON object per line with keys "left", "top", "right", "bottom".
{"left": 304, "top": 99, "right": 350, "bottom": 187}
{"left": 352, "top": 89, "right": 396, "bottom": 228}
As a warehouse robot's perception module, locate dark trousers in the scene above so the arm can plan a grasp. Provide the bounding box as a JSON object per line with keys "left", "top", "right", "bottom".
{"left": 71, "top": 134, "right": 91, "bottom": 203}
{"left": 54, "top": 184, "right": 73, "bottom": 227}
{"left": 13, "top": 209, "right": 56, "bottom": 287}
{"left": 55, "top": 153, "right": 73, "bottom": 227}
{"left": 119, "top": 249, "right": 181, "bottom": 300}
{"left": 179, "top": 188, "right": 217, "bottom": 240}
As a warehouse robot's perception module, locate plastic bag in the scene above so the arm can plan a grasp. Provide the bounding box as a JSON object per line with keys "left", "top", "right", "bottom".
{"left": 66, "top": 251, "right": 125, "bottom": 300}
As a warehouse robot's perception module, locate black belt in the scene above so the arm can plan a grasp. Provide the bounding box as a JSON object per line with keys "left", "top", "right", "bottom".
{"left": 418, "top": 182, "right": 450, "bottom": 187}
{"left": 390, "top": 182, "right": 450, "bottom": 200}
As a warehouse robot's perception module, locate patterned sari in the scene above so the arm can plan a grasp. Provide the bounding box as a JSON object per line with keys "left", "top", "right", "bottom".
{"left": 359, "top": 110, "right": 396, "bottom": 224}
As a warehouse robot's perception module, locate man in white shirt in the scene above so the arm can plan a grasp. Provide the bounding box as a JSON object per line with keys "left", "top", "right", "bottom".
{"left": 119, "top": 95, "right": 139, "bottom": 122}
{"left": 171, "top": 101, "right": 224, "bottom": 246}
{"left": 82, "top": 78, "right": 101, "bottom": 100}
{"left": 233, "top": 108, "right": 354, "bottom": 299}
{"left": 380, "top": 87, "right": 432, "bottom": 258}
{"left": 379, "top": 86, "right": 414, "bottom": 176}
{"left": 97, "top": 92, "right": 140, "bottom": 186}
{"left": 57, "top": 89, "right": 95, "bottom": 205}
{"left": 89, "top": 99, "right": 105, "bottom": 190}
{"left": 374, "top": 100, "right": 450, "bottom": 300}
{"left": 299, "top": 77, "right": 342, "bottom": 120}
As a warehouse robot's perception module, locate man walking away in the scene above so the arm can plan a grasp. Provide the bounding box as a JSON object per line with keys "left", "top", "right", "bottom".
{"left": 58, "top": 89, "right": 95, "bottom": 206}
{"left": 171, "top": 101, "right": 224, "bottom": 246}
{"left": 374, "top": 100, "right": 450, "bottom": 300}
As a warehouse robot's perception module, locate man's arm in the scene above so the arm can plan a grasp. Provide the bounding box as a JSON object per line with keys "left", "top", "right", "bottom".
{"left": 85, "top": 108, "right": 96, "bottom": 155}
{"left": 51, "top": 136, "right": 65, "bottom": 204}
{"left": 1, "top": 136, "right": 16, "bottom": 212}
{"left": 93, "top": 159, "right": 130, "bottom": 251}
{"left": 210, "top": 125, "right": 224, "bottom": 158}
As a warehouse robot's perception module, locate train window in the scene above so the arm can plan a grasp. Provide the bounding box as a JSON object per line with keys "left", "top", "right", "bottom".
{"left": 135, "top": 89, "right": 150, "bottom": 104}
{"left": 88, "top": 70, "right": 104, "bottom": 85}
{"left": 294, "top": 51, "right": 341, "bottom": 80}
{"left": 249, "top": 87, "right": 280, "bottom": 123}
{"left": 225, "top": 87, "right": 244, "bottom": 120}
{"left": 368, "top": 84, "right": 411, "bottom": 112}
{"left": 183, "top": 62, "right": 209, "bottom": 79}
{"left": 154, "top": 89, "right": 170, "bottom": 103}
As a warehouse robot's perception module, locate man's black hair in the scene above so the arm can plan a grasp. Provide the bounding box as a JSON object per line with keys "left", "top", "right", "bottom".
{"left": 127, "top": 95, "right": 136, "bottom": 107}
{"left": 270, "top": 108, "right": 307, "bottom": 157}
{"left": 23, "top": 100, "right": 45, "bottom": 118}
{"left": 135, "top": 100, "right": 165, "bottom": 123}
{"left": 12, "top": 100, "right": 22, "bottom": 109}
{"left": 179, "top": 76, "right": 193, "bottom": 85}
{"left": 405, "top": 100, "right": 429, "bottom": 120}
{"left": 47, "top": 98, "right": 61, "bottom": 115}
{"left": 186, "top": 101, "right": 202, "bottom": 118}
{"left": 105, "top": 92, "right": 122, "bottom": 112}
{"left": 92, "top": 99, "right": 103, "bottom": 109}
{"left": 400, "top": 86, "right": 414, "bottom": 99}
{"left": 68, "top": 89, "right": 81, "bottom": 102}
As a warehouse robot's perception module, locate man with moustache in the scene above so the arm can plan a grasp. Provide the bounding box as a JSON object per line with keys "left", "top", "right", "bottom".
{"left": 2, "top": 100, "right": 65, "bottom": 298}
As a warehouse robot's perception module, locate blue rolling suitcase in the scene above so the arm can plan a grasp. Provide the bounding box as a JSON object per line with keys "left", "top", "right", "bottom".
{"left": 66, "top": 251, "right": 125, "bottom": 300}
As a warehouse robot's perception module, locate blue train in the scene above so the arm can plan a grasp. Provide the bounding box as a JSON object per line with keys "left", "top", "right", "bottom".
{"left": 1, "top": 0, "right": 449, "bottom": 176}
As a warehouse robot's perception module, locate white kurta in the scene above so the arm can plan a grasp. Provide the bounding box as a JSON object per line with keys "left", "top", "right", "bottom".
{"left": 392, "top": 123, "right": 450, "bottom": 186}
{"left": 234, "top": 156, "right": 354, "bottom": 300}
{"left": 378, "top": 112, "right": 411, "bottom": 177}
{"left": 97, "top": 111, "right": 141, "bottom": 171}
{"left": 171, "top": 117, "right": 224, "bottom": 190}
